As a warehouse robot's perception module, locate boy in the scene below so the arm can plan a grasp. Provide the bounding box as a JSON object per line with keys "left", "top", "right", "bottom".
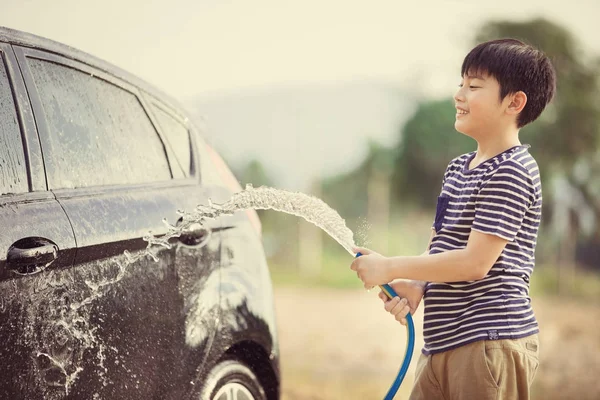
{"left": 350, "top": 38, "right": 556, "bottom": 400}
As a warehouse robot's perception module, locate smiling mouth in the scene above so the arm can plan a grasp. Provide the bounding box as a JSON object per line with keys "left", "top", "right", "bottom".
{"left": 456, "top": 109, "right": 469, "bottom": 115}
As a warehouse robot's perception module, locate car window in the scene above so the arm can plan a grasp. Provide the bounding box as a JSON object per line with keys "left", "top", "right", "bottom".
{"left": 27, "top": 58, "right": 171, "bottom": 189}
{"left": 0, "top": 52, "right": 28, "bottom": 195}
{"left": 150, "top": 104, "right": 191, "bottom": 179}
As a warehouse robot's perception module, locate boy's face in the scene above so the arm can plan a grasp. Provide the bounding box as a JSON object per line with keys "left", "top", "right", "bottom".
{"left": 454, "top": 71, "right": 513, "bottom": 138}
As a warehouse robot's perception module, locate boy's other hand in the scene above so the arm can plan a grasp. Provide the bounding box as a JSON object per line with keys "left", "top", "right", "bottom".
{"left": 379, "top": 280, "right": 425, "bottom": 326}
{"left": 351, "top": 246, "right": 391, "bottom": 289}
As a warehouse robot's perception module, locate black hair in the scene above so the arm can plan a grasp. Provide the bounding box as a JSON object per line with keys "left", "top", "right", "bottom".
{"left": 461, "top": 38, "right": 556, "bottom": 128}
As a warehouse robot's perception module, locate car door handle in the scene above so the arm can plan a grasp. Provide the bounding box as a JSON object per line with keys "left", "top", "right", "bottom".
{"left": 6, "top": 237, "right": 59, "bottom": 275}
{"left": 178, "top": 223, "right": 212, "bottom": 248}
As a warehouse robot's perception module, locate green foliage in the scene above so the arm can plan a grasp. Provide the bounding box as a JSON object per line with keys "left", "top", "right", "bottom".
{"left": 321, "top": 140, "right": 395, "bottom": 221}
{"left": 234, "top": 158, "right": 275, "bottom": 188}
{"left": 530, "top": 265, "right": 600, "bottom": 300}
{"left": 391, "top": 99, "right": 474, "bottom": 208}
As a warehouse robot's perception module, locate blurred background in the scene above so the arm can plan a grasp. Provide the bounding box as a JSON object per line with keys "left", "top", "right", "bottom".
{"left": 3, "top": 1, "right": 600, "bottom": 399}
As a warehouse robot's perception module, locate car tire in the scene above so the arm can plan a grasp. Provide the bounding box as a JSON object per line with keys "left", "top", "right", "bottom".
{"left": 199, "top": 359, "right": 267, "bottom": 400}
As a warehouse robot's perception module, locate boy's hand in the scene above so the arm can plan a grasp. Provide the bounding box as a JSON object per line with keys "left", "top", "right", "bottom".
{"left": 350, "top": 246, "right": 391, "bottom": 289}
{"left": 379, "top": 280, "right": 425, "bottom": 326}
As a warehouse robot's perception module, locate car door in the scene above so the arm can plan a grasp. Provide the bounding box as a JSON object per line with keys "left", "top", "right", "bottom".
{"left": 143, "top": 97, "right": 230, "bottom": 398}
{"left": 0, "top": 44, "right": 78, "bottom": 399}
{"left": 15, "top": 46, "right": 222, "bottom": 399}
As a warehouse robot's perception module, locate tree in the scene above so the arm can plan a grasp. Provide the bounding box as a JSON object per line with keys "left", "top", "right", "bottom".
{"left": 321, "top": 140, "right": 395, "bottom": 221}
{"left": 391, "top": 99, "right": 474, "bottom": 208}
{"left": 234, "top": 158, "right": 274, "bottom": 188}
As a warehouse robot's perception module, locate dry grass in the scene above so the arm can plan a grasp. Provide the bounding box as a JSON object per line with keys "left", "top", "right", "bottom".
{"left": 274, "top": 287, "right": 600, "bottom": 400}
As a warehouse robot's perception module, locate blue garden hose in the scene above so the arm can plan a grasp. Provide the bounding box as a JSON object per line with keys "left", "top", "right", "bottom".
{"left": 356, "top": 252, "right": 416, "bottom": 400}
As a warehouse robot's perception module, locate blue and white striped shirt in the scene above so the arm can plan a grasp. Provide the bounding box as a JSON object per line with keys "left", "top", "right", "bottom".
{"left": 423, "top": 144, "right": 541, "bottom": 355}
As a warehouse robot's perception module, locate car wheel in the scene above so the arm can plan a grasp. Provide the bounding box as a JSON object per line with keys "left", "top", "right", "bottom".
{"left": 200, "top": 359, "right": 267, "bottom": 400}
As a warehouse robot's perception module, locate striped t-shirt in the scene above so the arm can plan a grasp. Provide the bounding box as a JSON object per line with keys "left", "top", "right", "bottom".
{"left": 423, "top": 144, "right": 541, "bottom": 355}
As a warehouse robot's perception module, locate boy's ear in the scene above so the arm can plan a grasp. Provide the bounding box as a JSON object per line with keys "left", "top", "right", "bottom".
{"left": 506, "top": 91, "right": 527, "bottom": 115}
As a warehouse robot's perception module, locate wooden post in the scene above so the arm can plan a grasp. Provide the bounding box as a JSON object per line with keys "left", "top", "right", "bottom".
{"left": 558, "top": 209, "right": 579, "bottom": 295}
{"left": 367, "top": 165, "right": 391, "bottom": 254}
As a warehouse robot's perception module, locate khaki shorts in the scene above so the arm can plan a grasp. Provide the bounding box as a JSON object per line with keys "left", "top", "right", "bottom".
{"left": 410, "top": 334, "right": 540, "bottom": 400}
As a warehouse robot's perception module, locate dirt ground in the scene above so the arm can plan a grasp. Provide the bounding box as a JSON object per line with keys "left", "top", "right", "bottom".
{"left": 273, "top": 287, "right": 600, "bottom": 400}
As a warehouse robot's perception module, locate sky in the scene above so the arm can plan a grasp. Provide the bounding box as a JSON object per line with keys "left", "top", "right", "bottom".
{"left": 3, "top": 0, "right": 599, "bottom": 100}
{"left": 2, "top": 0, "right": 600, "bottom": 189}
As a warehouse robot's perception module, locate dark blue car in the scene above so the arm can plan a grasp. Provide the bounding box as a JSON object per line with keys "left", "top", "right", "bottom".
{"left": 0, "top": 26, "right": 279, "bottom": 400}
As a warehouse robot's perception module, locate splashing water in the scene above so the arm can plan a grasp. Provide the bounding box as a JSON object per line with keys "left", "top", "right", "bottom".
{"left": 4, "top": 184, "right": 360, "bottom": 396}
{"left": 124, "top": 184, "right": 358, "bottom": 265}
{"left": 104, "top": 184, "right": 359, "bottom": 389}
{"left": 191, "top": 185, "right": 354, "bottom": 251}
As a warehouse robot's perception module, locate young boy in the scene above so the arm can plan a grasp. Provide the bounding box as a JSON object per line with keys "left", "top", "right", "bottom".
{"left": 351, "top": 38, "right": 556, "bottom": 400}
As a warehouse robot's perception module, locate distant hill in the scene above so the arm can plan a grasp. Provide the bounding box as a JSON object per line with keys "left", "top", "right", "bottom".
{"left": 187, "top": 81, "right": 417, "bottom": 190}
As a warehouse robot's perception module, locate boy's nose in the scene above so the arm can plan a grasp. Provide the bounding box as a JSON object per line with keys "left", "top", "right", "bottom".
{"left": 454, "top": 88, "right": 465, "bottom": 102}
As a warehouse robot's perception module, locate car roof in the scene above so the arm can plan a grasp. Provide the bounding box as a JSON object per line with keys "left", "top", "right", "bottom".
{"left": 0, "top": 26, "right": 187, "bottom": 118}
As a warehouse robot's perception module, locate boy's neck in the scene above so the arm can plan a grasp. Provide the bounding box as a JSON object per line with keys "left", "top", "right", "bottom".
{"left": 472, "top": 129, "right": 521, "bottom": 164}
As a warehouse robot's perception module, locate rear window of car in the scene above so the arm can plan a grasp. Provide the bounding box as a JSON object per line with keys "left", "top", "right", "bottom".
{"left": 27, "top": 57, "right": 172, "bottom": 189}
{"left": 150, "top": 104, "right": 191, "bottom": 179}
{"left": 0, "top": 51, "right": 28, "bottom": 195}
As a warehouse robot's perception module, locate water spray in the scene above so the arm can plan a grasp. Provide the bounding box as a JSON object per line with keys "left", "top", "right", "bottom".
{"left": 169, "top": 186, "right": 417, "bottom": 399}
{"left": 144, "top": 185, "right": 417, "bottom": 398}
{"left": 211, "top": 186, "right": 417, "bottom": 398}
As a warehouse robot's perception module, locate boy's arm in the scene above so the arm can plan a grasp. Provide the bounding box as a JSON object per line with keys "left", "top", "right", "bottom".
{"left": 352, "top": 230, "right": 508, "bottom": 286}
{"left": 384, "top": 230, "right": 507, "bottom": 282}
